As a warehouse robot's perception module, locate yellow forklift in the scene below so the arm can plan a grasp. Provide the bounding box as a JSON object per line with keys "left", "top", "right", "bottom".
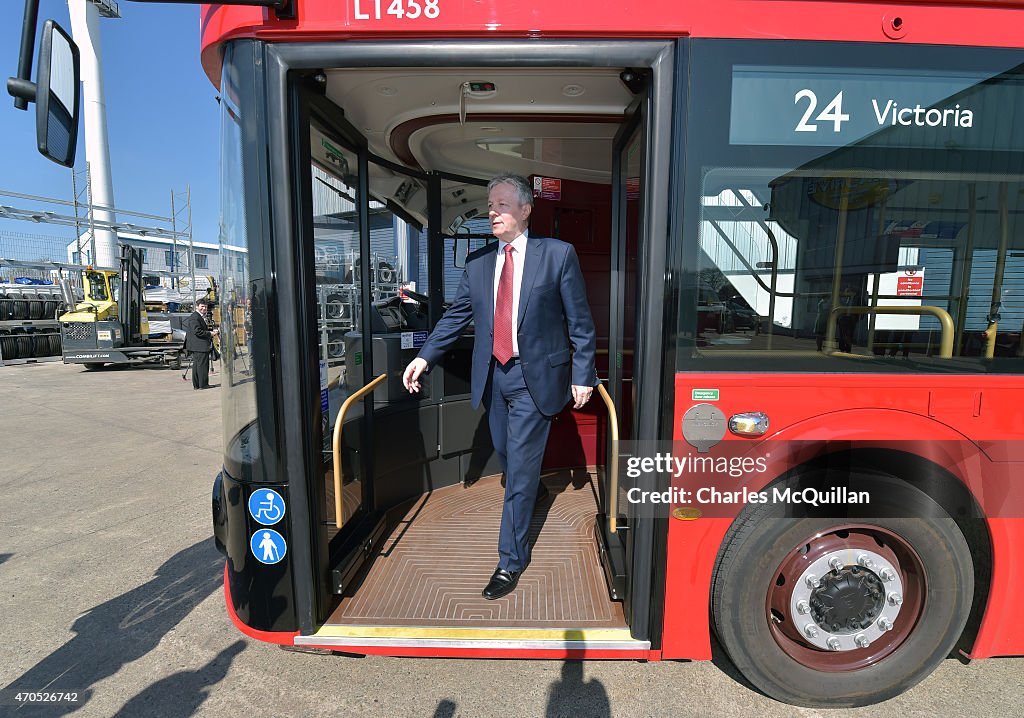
{"left": 59, "top": 245, "right": 188, "bottom": 369}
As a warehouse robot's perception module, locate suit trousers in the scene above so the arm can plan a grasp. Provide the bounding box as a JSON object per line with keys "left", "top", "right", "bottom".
{"left": 485, "top": 358, "right": 553, "bottom": 573}
{"left": 191, "top": 350, "right": 210, "bottom": 389}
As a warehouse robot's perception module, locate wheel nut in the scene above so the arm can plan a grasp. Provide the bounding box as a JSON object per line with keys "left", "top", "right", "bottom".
{"left": 828, "top": 557, "right": 844, "bottom": 572}
{"left": 826, "top": 637, "right": 841, "bottom": 651}
{"left": 857, "top": 555, "right": 875, "bottom": 569}
{"left": 796, "top": 600, "right": 810, "bottom": 615}
{"left": 879, "top": 568, "right": 896, "bottom": 582}
{"left": 888, "top": 592, "right": 903, "bottom": 606}
{"left": 804, "top": 624, "right": 820, "bottom": 639}
{"left": 855, "top": 634, "right": 870, "bottom": 648}
{"left": 878, "top": 617, "right": 894, "bottom": 632}
{"left": 806, "top": 574, "right": 821, "bottom": 589}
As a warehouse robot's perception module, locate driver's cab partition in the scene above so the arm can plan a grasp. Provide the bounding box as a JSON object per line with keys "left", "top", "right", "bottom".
{"left": 530, "top": 178, "right": 636, "bottom": 471}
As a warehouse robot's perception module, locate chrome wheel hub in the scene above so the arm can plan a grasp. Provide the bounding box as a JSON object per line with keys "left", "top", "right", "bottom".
{"left": 790, "top": 549, "right": 904, "bottom": 652}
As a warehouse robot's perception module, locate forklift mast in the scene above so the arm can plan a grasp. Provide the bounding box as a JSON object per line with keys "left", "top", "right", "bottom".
{"left": 119, "top": 245, "right": 145, "bottom": 345}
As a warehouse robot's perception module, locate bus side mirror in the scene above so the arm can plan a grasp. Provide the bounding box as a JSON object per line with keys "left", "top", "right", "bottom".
{"left": 35, "top": 20, "right": 80, "bottom": 168}
{"left": 453, "top": 236, "right": 470, "bottom": 269}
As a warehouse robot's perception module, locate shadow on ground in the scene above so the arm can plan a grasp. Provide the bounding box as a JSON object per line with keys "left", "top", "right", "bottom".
{"left": 3, "top": 539, "right": 225, "bottom": 716}
{"left": 434, "top": 660, "right": 611, "bottom": 718}
{"left": 545, "top": 660, "right": 611, "bottom": 717}
{"left": 111, "top": 640, "right": 246, "bottom": 717}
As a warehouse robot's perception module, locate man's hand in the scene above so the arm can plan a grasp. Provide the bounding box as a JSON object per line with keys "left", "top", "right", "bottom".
{"left": 403, "top": 357, "right": 429, "bottom": 393}
{"left": 571, "top": 384, "right": 593, "bottom": 410}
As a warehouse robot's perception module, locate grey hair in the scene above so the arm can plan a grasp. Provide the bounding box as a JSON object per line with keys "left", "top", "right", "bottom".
{"left": 487, "top": 173, "right": 534, "bottom": 209}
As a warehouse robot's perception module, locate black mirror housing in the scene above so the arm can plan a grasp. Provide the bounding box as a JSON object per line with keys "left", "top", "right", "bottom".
{"left": 36, "top": 20, "right": 80, "bottom": 167}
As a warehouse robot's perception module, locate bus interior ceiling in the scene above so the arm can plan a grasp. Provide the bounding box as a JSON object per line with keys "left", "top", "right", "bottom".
{"left": 316, "top": 67, "right": 639, "bottom": 629}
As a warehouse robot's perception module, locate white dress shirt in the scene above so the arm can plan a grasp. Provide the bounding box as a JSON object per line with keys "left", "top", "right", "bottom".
{"left": 492, "top": 231, "right": 528, "bottom": 357}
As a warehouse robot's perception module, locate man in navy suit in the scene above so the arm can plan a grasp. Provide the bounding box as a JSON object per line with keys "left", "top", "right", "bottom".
{"left": 403, "top": 174, "right": 597, "bottom": 599}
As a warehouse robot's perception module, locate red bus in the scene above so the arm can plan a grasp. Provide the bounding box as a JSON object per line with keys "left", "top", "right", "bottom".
{"left": 193, "top": 0, "right": 1024, "bottom": 707}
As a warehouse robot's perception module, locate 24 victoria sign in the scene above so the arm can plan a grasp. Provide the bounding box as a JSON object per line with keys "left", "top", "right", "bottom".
{"left": 729, "top": 64, "right": 1023, "bottom": 150}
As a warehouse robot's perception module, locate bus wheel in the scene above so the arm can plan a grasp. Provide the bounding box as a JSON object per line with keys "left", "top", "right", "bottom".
{"left": 711, "top": 480, "right": 973, "bottom": 707}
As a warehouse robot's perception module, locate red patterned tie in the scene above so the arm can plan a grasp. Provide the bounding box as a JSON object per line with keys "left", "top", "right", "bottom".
{"left": 493, "top": 244, "right": 515, "bottom": 364}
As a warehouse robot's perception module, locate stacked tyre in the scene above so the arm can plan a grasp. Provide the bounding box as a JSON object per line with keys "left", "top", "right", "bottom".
{"left": 14, "top": 334, "right": 32, "bottom": 359}
{"left": 325, "top": 294, "right": 349, "bottom": 320}
{"left": 33, "top": 332, "right": 61, "bottom": 357}
{"left": 377, "top": 261, "right": 396, "bottom": 284}
{"left": 7, "top": 295, "right": 28, "bottom": 320}
{"left": 0, "top": 331, "right": 15, "bottom": 361}
{"left": 28, "top": 295, "right": 46, "bottom": 320}
{"left": 44, "top": 292, "right": 61, "bottom": 320}
{"left": 0, "top": 330, "right": 61, "bottom": 360}
{"left": 326, "top": 331, "right": 345, "bottom": 359}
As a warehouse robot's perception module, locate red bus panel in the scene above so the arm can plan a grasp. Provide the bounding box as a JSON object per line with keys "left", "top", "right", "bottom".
{"left": 661, "top": 373, "right": 1024, "bottom": 660}
{"left": 200, "top": 1, "right": 1024, "bottom": 84}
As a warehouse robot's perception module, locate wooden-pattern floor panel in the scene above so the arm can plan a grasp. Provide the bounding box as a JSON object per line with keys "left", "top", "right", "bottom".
{"left": 327, "top": 471, "right": 625, "bottom": 628}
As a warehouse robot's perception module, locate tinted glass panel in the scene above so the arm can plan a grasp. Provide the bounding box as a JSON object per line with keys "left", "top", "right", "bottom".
{"left": 219, "top": 43, "right": 264, "bottom": 482}
{"left": 679, "top": 40, "right": 1024, "bottom": 373}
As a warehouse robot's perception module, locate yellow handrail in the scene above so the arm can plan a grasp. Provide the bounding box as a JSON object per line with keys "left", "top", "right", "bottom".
{"left": 984, "top": 322, "right": 998, "bottom": 359}
{"left": 595, "top": 383, "right": 620, "bottom": 534}
{"left": 331, "top": 373, "right": 388, "bottom": 529}
{"left": 829, "top": 305, "right": 955, "bottom": 358}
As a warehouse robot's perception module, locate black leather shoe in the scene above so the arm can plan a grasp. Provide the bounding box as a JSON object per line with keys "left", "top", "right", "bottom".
{"left": 482, "top": 568, "right": 520, "bottom": 599}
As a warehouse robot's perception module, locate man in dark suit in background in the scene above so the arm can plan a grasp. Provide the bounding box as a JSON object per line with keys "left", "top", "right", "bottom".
{"left": 403, "top": 173, "right": 597, "bottom": 599}
{"left": 184, "top": 300, "right": 217, "bottom": 390}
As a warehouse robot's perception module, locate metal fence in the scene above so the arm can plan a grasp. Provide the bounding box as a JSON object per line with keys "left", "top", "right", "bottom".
{"left": 0, "top": 232, "right": 77, "bottom": 282}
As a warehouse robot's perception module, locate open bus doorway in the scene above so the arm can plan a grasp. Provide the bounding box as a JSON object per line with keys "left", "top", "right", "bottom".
{"left": 293, "top": 56, "right": 667, "bottom": 648}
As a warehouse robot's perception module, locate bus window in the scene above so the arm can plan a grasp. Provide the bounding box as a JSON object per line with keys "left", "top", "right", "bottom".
{"left": 218, "top": 43, "right": 262, "bottom": 486}
{"left": 687, "top": 174, "right": 1024, "bottom": 370}
{"left": 679, "top": 41, "right": 1024, "bottom": 373}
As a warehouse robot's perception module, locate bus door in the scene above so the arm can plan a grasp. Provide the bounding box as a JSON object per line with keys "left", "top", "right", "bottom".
{"left": 303, "top": 110, "right": 380, "bottom": 606}
{"left": 297, "top": 57, "right": 672, "bottom": 632}
{"left": 596, "top": 87, "right": 648, "bottom": 618}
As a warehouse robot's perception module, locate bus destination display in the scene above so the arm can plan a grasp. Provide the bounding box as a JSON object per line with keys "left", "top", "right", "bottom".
{"left": 730, "top": 65, "right": 1023, "bottom": 150}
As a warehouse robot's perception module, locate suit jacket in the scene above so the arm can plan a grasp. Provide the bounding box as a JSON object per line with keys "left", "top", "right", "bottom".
{"left": 183, "top": 311, "right": 213, "bottom": 352}
{"left": 417, "top": 235, "right": 597, "bottom": 417}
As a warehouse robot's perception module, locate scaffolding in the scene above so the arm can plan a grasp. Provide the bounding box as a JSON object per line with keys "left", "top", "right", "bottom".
{"left": 0, "top": 181, "right": 197, "bottom": 281}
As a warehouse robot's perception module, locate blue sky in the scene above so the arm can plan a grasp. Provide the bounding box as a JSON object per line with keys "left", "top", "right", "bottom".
{"left": 0, "top": 2, "right": 219, "bottom": 254}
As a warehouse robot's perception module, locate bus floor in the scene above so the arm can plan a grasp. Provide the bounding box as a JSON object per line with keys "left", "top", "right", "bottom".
{"left": 325, "top": 470, "right": 627, "bottom": 630}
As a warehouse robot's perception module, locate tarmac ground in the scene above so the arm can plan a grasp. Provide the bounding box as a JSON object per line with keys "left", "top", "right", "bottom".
{"left": 1, "top": 361, "right": 1021, "bottom": 717}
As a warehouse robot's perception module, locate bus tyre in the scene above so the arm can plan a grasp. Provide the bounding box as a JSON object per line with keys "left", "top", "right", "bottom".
{"left": 710, "top": 477, "right": 973, "bottom": 708}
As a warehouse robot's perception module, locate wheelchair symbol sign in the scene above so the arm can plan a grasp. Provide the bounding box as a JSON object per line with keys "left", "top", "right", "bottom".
{"left": 250, "top": 529, "right": 287, "bottom": 565}
{"left": 248, "top": 488, "right": 286, "bottom": 526}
